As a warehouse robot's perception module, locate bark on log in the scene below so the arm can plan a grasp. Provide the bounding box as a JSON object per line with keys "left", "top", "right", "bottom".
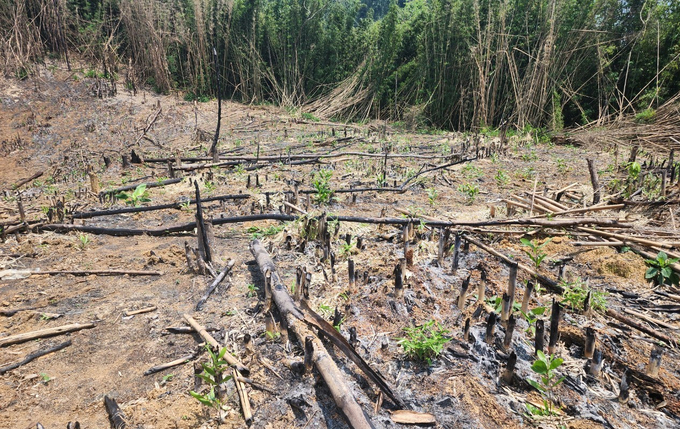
{"left": 0, "top": 323, "right": 95, "bottom": 347}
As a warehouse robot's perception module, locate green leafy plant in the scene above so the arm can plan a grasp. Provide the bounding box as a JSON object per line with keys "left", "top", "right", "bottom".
{"left": 77, "top": 234, "right": 90, "bottom": 250}
{"left": 520, "top": 306, "right": 547, "bottom": 336}
{"left": 521, "top": 150, "right": 538, "bottom": 162}
{"left": 555, "top": 158, "right": 570, "bottom": 174}
{"left": 40, "top": 373, "right": 52, "bottom": 383}
{"left": 626, "top": 161, "right": 641, "bottom": 181}
{"left": 301, "top": 112, "right": 320, "bottom": 122}
{"left": 462, "top": 164, "right": 482, "bottom": 179}
{"left": 247, "top": 224, "right": 284, "bottom": 239}
{"left": 312, "top": 169, "right": 333, "bottom": 204}
{"left": 396, "top": 320, "right": 450, "bottom": 365}
{"left": 520, "top": 238, "right": 552, "bottom": 271}
{"left": 204, "top": 181, "right": 216, "bottom": 193}
{"left": 527, "top": 350, "right": 565, "bottom": 416}
{"left": 115, "top": 184, "right": 151, "bottom": 207}
{"left": 458, "top": 182, "right": 479, "bottom": 204}
{"left": 487, "top": 295, "right": 521, "bottom": 314}
{"left": 634, "top": 108, "right": 656, "bottom": 124}
{"left": 561, "top": 279, "right": 608, "bottom": 312}
{"left": 645, "top": 251, "right": 680, "bottom": 286}
{"left": 190, "top": 346, "right": 232, "bottom": 410}
{"left": 318, "top": 303, "right": 333, "bottom": 317}
{"left": 495, "top": 169, "right": 509, "bottom": 187}
{"left": 246, "top": 283, "right": 259, "bottom": 298}
{"left": 426, "top": 187, "right": 439, "bottom": 206}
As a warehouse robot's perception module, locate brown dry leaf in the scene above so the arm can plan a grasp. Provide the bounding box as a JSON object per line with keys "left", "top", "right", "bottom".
{"left": 390, "top": 410, "right": 436, "bottom": 425}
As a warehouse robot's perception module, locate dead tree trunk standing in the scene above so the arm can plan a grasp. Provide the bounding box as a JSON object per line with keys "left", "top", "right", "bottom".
{"left": 587, "top": 159, "right": 600, "bottom": 205}
{"left": 209, "top": 47, "right": 222, "bottom": 162}
{"left": 250, "top": 240, "right": 404, "bottom": 428}
{"left": 194, "top": 181, "right": 212, "bottom": 264}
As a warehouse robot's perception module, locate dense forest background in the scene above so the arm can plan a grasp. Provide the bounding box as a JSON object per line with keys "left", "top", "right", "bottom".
{"left": 1, "top": 0, "right": 679, "bottom": 131}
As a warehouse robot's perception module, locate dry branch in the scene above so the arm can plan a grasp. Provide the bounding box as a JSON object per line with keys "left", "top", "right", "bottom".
{"left": 182, "top": 314, "right": 250, "bottom": 375}
{"left": 464, "top": 235, "right": 562, "bottom": 293}
{"left": 143, "top": 348, "right": 201, "bottom": 376}
{"left": 72, "top": 194, "right": 249, "bottom": 219}
{"left": 605, "top": 309, "right": 676, "bottom": 346}
{"left": 0, "top": 323, "right": 95, "bottom": 347}
{"left": 195, "top": 260, "right": 235, "bottom": 311}
{"left": 0, "top": 340, "right": 72, "bottom": 375}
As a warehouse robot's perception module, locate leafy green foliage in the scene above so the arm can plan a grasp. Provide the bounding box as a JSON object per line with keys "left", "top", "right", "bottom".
{"left": 645, "top": 251, "right": 680, "bottom": 286}
{"left": 527, "top": 350, "right": 565, "bottom": 416}
{"left": 561, "top": 279, "right": 608, "bottom": 312}
{"left": 190, "top": 346, "right": 233, "bottom": 410}
{"left": 312, "top": 169, "right": 333, "bottom": 204}
{"left": 495, "top": 169, "right": 509, "bottom": 187}
{"left": 247, "top": 224, "right": 285, "bottom": 239}
{"left": 396, "top": 320, "right": 450, "bottom": 365}
{"left": 426, "top": 187, "right": 438, "bottom": 206}
{"left": 520, "top": 306, "right": 547, "bottom": 336}
{"left": 458, "top": 183, "right": 479, "bottom": 204}
{"left": 520, "top": 238, "right": 552, "bottom": 271}
{"left": 115, "top": 184, "right": 151, "bottom": 207}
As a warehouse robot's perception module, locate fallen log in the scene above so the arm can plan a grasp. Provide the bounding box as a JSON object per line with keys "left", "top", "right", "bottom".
{"left": 104, "top": 395, "right": 127, "bottom": 429}
{"left": 9, "top": 170, "right": 43, "bottom": 190}
{"left": 100, "top": 177, "right": 182, "bottom": 196}
{"left": 250, "top": 239, "right": 407, "bottom": 426}
{"left": 123, "top": 306, "right": 157, "bottom": 317}
{"left": 0, "top": 323, "right": 95, "bottom": 347}
{"left": 39, "top": 213, "right": 632, "bottom": 237}
{"left": 72, "top": 194, "right": 249, "bottom": 219}
{"left": 250, "top": 239, "right": 373, "bottom": 428}
{"left": 0, "top": 340, "right": 72, "bottom": 375}
{"left": 32, "top": 270, "right": 162, "bottom": 277}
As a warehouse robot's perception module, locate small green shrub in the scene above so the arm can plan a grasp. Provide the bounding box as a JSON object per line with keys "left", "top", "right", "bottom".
{"left": 247, "top": 224, "right": 284, "bottom": 239}
{"left": 526, "top": 350, "right": 565, "bottom": 416}
{"left": 427, "top": 187, "right": 438, "bottom": 206}
{"left": 115, "top": 184, "right": 151, "bottom": 206}
{"left": 312, "top": 169, "right": 333, "bottom": 204}
{"left": 301, "top": 112, "right": 320, "bottom": 122}
{"left": 495, "top": 169, "right": 509, "bottom": 187}
{"left": 561, "top": 279, "right": 608, "bottom": 312}
{"left": 520, "top": 238, "right": 551, "bottom": 271}
{"left": 458, "top": 182, "right": 479, "bottom": 204}
{"left": 397, "top": 320, "right": 450, "bottom": 365}
{"left": 190, "top": 346, "right": 232, "bottom": 410}
{"left": 645, "top": 251, "right": 680, "bottom": 286}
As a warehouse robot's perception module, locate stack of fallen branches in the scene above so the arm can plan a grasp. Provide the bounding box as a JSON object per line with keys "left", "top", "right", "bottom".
{"left": 552, "top": 92, "right": 680, "bottom": 154}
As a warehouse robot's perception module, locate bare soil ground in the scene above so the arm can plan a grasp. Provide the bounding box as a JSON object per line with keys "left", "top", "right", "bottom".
{"left": 1, "top": 63, "right": 679, "bottom": 429}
